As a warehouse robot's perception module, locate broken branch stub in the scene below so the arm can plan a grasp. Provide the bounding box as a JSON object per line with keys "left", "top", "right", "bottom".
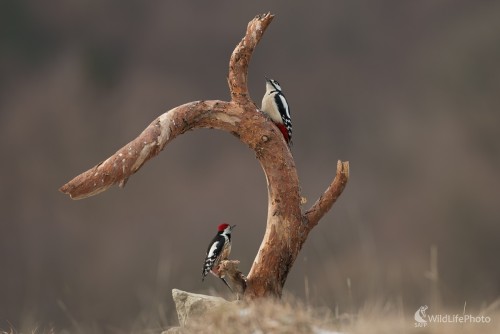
{"left": 59, "top": 13, "right": 349, "bottom": 298}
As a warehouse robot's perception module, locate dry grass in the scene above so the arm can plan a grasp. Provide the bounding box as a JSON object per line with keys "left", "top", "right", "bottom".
{"left": 169, "top": 297, "right": 500, "bottom": 334}
{"left": 3, "top": 298, "right": 500, "bottom": 334}
{"left": 173, "top": 296, "right": 338, "bottom": 334}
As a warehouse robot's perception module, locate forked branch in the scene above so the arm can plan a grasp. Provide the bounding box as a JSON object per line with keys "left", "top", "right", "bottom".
{"left": 60, "top": 13, "right": 349, "bottom": 298}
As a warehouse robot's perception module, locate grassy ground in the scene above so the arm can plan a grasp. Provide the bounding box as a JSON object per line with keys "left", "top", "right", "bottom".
{"left": 3, "top": 297, "right": 499, "bottom": 333}
{"left": 167, "top": 296, "right": 500, "bottom": 334}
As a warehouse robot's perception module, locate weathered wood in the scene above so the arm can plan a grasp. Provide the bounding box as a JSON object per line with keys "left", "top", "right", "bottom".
{"left": 59, "top": 13, "right": 349, "bottom": 298}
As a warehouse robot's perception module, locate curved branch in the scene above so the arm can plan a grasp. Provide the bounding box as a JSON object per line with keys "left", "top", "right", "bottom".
{"left": 59, "top": 13, "right": 349, "bottom": 299}
{"left": 228, "top": 13, "right": 274, "bottom": 104}
{"left": 60, "top": 101, "right": 233, "bottom": 199}
{"left": 60, "top": 13, "right": 275, "bottom": 200}
{"left": 304, "top": 161, "right": 350, "bottom": 228}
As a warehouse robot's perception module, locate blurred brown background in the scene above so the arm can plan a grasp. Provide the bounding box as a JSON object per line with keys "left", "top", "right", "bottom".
{"left": 1, "top": 0, "right": 500, "bottom": 332}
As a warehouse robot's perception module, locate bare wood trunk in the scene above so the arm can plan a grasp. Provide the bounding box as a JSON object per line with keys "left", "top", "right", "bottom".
{"left": 59, "top": 13, "right": 349, "bottom": 298}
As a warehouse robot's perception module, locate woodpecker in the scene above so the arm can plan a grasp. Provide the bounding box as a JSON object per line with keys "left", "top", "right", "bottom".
{"left": 261, "top": 77, "right": 293, "bottom": 145}
{"left": 202, "top": 223, "right": 236, "bottom": 291}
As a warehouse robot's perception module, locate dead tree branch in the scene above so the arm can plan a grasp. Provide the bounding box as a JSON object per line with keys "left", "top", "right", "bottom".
{"left": 304, "top": 161, "right": 350, "bottom": 228}
{"left": 60, "top": 13, "right": 349, "bottom": 298}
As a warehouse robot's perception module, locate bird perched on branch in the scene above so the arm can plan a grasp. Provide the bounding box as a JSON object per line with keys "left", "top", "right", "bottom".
{"left": 202, "top": 223, "right": 236, "bottom": 292}
{"left": 261, "top": 77, "right": 293, "bottom": 146}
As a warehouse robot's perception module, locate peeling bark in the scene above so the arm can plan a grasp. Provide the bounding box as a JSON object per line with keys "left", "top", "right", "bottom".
{"left": 60, "top": 13, "right": 349, "bottom": 298}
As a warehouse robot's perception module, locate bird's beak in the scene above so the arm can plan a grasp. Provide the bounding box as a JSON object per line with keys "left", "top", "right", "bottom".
{"left": 265, "top": 76, "right": 270, "bottom": 83}
{"left": 231, "top": 224, "right": 237, "bottom": 230}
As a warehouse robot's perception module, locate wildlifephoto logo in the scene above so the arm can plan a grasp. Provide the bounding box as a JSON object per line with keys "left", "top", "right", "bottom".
{"left": 414, "top": 305, "right": 429, "bottom": 325}
{"left": 414, "top": 305, "right": 492, "bottom": 328}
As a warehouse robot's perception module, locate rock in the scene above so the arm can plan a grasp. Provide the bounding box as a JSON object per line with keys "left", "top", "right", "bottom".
{"left": 171, "top": 289, "right": 228, "bottom": 327}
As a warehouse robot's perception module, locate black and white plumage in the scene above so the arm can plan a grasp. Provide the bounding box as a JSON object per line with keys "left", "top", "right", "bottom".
{"left": 202, "top": 223, "right": 236, "bottom": 287}
{"left": 261, "top": 77, "right": 293, "bottom": 146}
